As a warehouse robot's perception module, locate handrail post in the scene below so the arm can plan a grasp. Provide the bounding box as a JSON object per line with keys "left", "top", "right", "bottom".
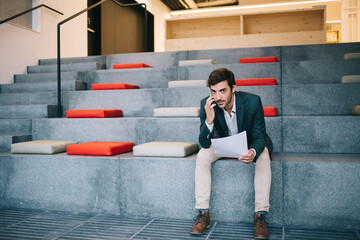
{"left": 57, "top": 24, "right": 62, "bottom": 117}
{"left": 144, "top": 4, "right": 147, "bottom": 52}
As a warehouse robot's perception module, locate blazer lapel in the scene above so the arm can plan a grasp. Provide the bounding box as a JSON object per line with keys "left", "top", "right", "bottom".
{"left": 235, "top": 93, "right": 244, "bottom": 132}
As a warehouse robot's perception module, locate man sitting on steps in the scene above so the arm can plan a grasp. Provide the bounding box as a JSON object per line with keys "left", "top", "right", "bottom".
{"left": 190, "top": 68, "right": 273, "bottom": 239}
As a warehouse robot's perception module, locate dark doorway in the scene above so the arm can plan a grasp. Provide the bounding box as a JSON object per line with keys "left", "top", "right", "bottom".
{"left": 88, "top": 0, "right": 101, "bottom": 56}
{"left": 87, "top": 0, "right": 154, "bottom": 56}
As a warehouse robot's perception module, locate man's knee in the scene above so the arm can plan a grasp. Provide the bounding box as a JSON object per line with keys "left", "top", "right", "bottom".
{"left": 196, "top": 147, "right": 215, "bottom": 165}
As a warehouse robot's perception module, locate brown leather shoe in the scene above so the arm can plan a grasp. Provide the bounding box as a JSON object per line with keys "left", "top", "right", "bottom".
{"left": 253, "top": 213, "right": 269, "bottom": 239}
{"left": 189, "top": 210, "right": 210, "bottom": 235}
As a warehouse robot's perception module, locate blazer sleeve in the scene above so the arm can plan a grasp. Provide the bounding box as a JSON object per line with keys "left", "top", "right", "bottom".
{"left": 198, "top": 97, "right": 213, "bottom": 148}
{"left": 249, "top": 96, "right": 267, "bottom": 162}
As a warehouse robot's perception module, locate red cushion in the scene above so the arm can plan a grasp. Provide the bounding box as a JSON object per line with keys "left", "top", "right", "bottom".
{"left": 66, "top": 109, "right": 123, "bottom": 118}
{"left": 91, "top": 83, "right": 140, "bottom": 90}
{"left": 235, "top": 78, "right": 277, "bottom": 86}
{"left": 239, "top": 57, "right": 278, "bottom": 64}
{"left": 67, "top": 141, "right": 133, "bottom": 156}
{"left": 113, "top": 63, "right": 152, "bottom": 69}
{"left": 263, "top": 107, "right": 277, "bottom": 117}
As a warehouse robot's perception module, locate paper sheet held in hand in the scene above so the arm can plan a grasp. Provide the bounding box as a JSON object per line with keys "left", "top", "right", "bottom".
{"left": 211, "top": 131, "right": 248, "bottom": 158}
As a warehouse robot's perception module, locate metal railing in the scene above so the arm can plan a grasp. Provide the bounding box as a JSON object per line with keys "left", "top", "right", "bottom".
{"left": 0, "top": 4, "right": 63, "bottom": 25}
{"left": 57, "top": 0, "right": 147, "bottom": 117}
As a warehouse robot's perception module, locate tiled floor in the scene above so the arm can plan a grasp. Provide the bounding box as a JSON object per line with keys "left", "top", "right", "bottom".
{"left": 0, "top": 208, "right": 358, "bottom": 240}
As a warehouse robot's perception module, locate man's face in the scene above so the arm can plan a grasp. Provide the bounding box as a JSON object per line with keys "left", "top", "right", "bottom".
{"left": 210, "top": 80, "right": 236, "bottom": 110}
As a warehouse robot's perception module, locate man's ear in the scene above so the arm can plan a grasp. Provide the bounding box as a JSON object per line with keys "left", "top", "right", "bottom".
{"left": 232, "top": 84, "right": 236, "bottom": 93}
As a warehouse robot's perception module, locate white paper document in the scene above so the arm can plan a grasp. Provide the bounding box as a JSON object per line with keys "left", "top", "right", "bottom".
{"left": 211, "top": 131, "right": 248, "bottom": 158}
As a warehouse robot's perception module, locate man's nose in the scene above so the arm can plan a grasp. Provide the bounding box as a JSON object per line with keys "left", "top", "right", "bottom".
{"left": 215, "top": 92, "right": 221, "bottom": 100}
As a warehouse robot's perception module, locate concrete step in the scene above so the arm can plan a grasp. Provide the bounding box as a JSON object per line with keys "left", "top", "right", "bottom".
{"left": 30, "top": 117, "right": 281, "bottom": 153}
{"left": 0, "top": 152, "right": 358, "bottom": 230}
{"left": 106, "top": 51, "right": 188, "bottom": 68}
{"left": 27, "top": 62, "right": 104, "bottom": 74}
{"left": 282, "top": 83, "right": 360, "bottom": 115}
{"left": 0, "top": 134, "right": 31, "bottom": 152}
{"left": 178, "top": 63, "right": 281, "bottom": 83}
{"left": 85, "top": 67, "right": 178, "bottom": 89}
{"left": 36, "top": 43, "right": 360, "bottom": 68}
{"left": 188, "top": 46, "right": 281, "bottom": 64}
{"left": 31, "top": 115, "right": 359, "bottom": 154}
{"left": 0, "top": 80, "right": 86, "bottom": 93}
{"left": 0, "top": 104, "right": 58, "bottom": 119}
{"left": 283, "top": 116, "right": 360, "bottom": 153}
{"left": 40, "top": 51, "right": 188, "bottom": 68}
{"left": 282, "top": 59, "right": 360, "bottom": 84}
{"left": 281, "top": 42, "right": 360, "bottom": 62}
{"left": 38, "top": 55, "right": 106, "bottom": 65}
{"left": 0, "top": 119, "right": 32, "bottom": 134}
{"left": 14, "top": 71, "right": 85, "bottom": 83}
{"left": 62, "top": 86, "right": 282, "bottom": 116}
{"left": 0, "top": 92, "right": 57, "bottom": 105}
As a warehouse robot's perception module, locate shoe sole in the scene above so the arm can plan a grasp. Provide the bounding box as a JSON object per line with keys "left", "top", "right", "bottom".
{"left": 189, "top": 225, "right": 210, "bottom": 235}
{"left": 254, "top": 236, "right": 269, "bottom": 239}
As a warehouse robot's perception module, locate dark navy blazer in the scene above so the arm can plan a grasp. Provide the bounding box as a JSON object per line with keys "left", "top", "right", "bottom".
{"left": 198, "top": 91, "right": 273, "bottom": 162}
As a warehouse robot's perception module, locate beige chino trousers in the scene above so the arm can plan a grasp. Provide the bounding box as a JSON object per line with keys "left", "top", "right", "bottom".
{"left": 195, "top": 145, "right": 271, "bottom": 212}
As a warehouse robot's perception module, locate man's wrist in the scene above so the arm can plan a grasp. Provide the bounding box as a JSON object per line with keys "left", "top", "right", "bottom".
{"left": 250, "top": 148, "right": 256, "bottom": 157}
{"left": 205, "top": 121, "right": 214, "bottom": 132}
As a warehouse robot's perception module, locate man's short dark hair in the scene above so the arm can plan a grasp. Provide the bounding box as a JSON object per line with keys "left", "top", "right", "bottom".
{"left": 207, "top": 68, "right": 235, "bottom": 88}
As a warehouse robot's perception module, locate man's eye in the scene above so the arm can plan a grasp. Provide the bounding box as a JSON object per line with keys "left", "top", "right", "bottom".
{"left": 220, "top": 90, "right": 225, "bottom": 93}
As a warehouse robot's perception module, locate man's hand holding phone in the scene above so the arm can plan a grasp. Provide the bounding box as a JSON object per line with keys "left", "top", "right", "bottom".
{"left": 205, "top": 96, "right": 216, "bottom": 125}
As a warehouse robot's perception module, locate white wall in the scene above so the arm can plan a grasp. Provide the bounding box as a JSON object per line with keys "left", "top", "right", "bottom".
{"left": 136, "top": 0, "right": 170, "bottom": 52}
{"left": 0, "top": 0, "right": 87, "bottom": 84}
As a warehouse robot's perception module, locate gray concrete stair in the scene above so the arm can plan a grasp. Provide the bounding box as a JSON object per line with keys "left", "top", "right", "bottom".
{"left": 282, "top": 83, "right": 360, "bottom": 115}
{"left": 282, "top": 59, "right": 360, "bottom": 84}
{"left": 0, "top": 152, "right": 358, "bottom": 230}
{"left": 0, "top": 119, "right": 32, "bottom": 134}
{"left": 1, "top": 43, "right": 360, "bottom": 233}
{"left": 62, "top": 86, "right": 281, "bottom": 116}
{"left": 106, "top": 51, "right": 188, "bottom": 68}
{"left": 14, "top": 71, "right": 85, "bottom": 83}
{"left": 38, "top": 55, "right": 106, "bottom": 65}
{"left": 85, "top": 67, "right": 178, "bottom": 89}
{"left": 283, "top": 116, "right": 360, "bottom": 153}
{"left": 30, "top": 117, "right": 280, "bottom": 152}
{"left": 0, "top": 134, "right": 31, "bottom": 152}
{"left": 39, "top": 51, "right": 188, "bottom": 69}
{"left": 281, "top": 42, "right": 360, "bottom": 62}
{"left": 29, "top": 115, "right": 360, "bottom": 154}
{"left": 0, "top": 104, "right": 58, "bottom": 119}
{"left": 1, "top": 80, "right": 86, "bottom": 93}
{"left": 188, "top": 46, "right": 280, "bottom": 64}
{"left": 0, "top": 92, "right": 57, "bottom": 105}
{"left": 27, "top": 62, "right": 104, "bottom": 74}
{"left": 178, "top": 63, "right": 281, "bottom": 82}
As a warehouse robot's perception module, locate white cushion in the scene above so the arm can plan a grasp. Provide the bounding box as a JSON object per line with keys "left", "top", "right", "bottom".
{"left": 343, "top": 53, "right": 360, "bottom": 60}
{"left": 178, "top": 59, "right": 216, "bottom": 67}
{"left": 154, "top": 107, "right": 200, "bottom": 117}
{"left": 11, "top": 140, "right": 77, "bottom": 154}
{"left": 133, "top": 141, "right": 198, "bottom": 157}
{"left": 168, "top": 80, "right": 207, "bottom": 88}
{"left": 340, "top": 75, "right": 360, "bottom": 84}
{"left": 351, "top": 105, "right": 360, "bottom": 115}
